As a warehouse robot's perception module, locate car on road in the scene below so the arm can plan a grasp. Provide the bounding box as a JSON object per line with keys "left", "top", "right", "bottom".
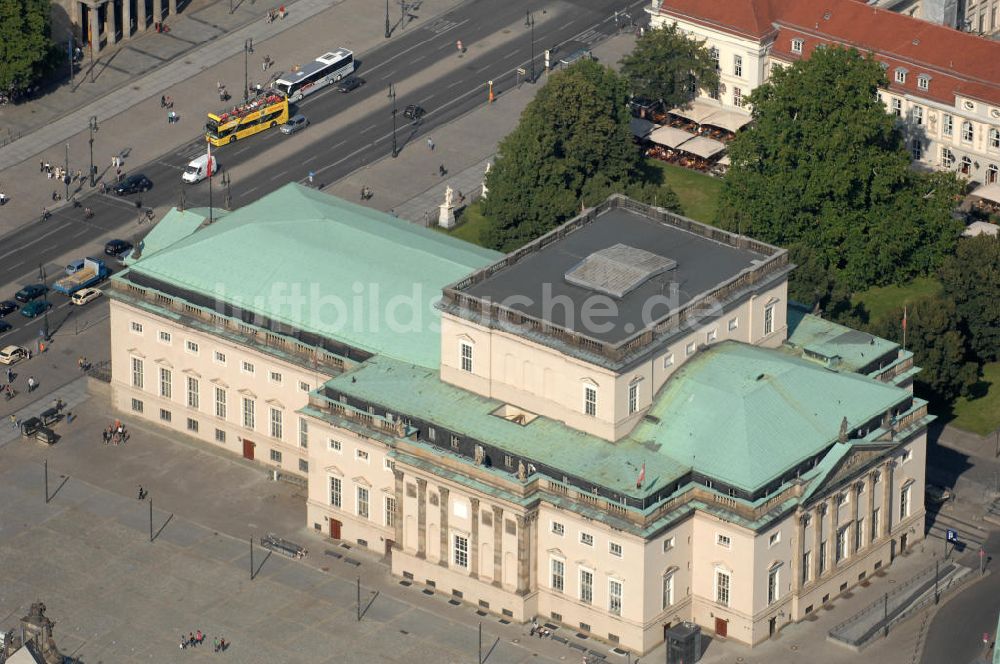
{"left": 280, "top": 114, "right": 310, "bottom": 135}
{"left": 0, "top": 301, "right": 17, "bottom": 317}
{"left": 113, "top": 173, "right": 152, "bottom": 196}
{"left": 71, "top": 287, "right": 103, "bottom": 306}
{"left": 0, "top": 321, "right": 11, "bottom": 334}
{"left": 104, "top": 239, "right": 133, "bottom": 257}
{"left": 403, "top": 104, "right": 425, "bottom": 121}
{"left": 66, "top": 259, "right": 85, "bottom": 275}
{"left": 20, "top": 300, "right": 51, "bottom": 318}
{"left": 0, "top": 345, "right": 28, "bottom": 364}
{"left": 14, "top": 284, "right": 48, "bottom": 303}
{"left": 926, "top": 484, "right": 954, "bottom": 504}
{"left": 336, "top": 76, "right": 365, "bottom": 93}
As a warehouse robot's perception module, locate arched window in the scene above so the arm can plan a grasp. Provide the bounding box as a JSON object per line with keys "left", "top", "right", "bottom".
{"left": 960, "top": 156, "right": 973, "bottom": 175}
{"left": 987, "top": 164, "right": 998, "bottom": 184}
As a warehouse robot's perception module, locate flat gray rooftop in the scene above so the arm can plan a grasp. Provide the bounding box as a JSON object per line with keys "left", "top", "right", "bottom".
{"left": 463, "top": 206, "right": 770, "bottom": 344}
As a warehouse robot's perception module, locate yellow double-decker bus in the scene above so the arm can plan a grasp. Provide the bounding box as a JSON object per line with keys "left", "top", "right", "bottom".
{"left": 205, "top": 88, "right": 289, "bottom": 147}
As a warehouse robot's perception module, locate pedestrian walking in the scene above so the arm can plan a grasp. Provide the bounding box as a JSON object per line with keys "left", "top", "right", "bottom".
{"left": 196, "top": 630, "right": 203, "bottom": 645}
{"left": 40, "top": 161, "right": 44, "bottom": 173}
{"left": 427, "top": 137, "right": 434, "bottom": 150}
{"left": 8, "top": 414, "right": 16, "bottom": 430}
{"left": 27, "top": 376, "right": 36, "bottom": 392}
{"left": 6, "top": 367, "right": 12, "bottom": 383}
{"left": 51, "top": 190, "right": 58, "bottom": 201}
{"left": 188, "top": 632, "right": 195, "bottom": 648}
{"left": 438, "top": 164, "right": 446, "bottom": 176}
{"left": 213, "top": 637, "right": 220, "bottom": 652}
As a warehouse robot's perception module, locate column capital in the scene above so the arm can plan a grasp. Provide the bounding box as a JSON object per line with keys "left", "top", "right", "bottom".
{"left": 492, "top": 505, "right": 504, "bottom": 517}
{"left": 392, "top": 468, "right": 405, "bottom": 482}
{"left": 438, "top": 485, "right": 450, "bottom": 497}
{"left": 416, "top": 477, "right": 427, "bottom": 488}
{"left": 470, "top": 497, "right": 480, "bottom": 510}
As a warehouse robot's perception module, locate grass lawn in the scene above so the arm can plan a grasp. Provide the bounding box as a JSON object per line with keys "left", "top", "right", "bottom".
{"left": 949, "top": 362, "right": 1000, "bottom": 435}
{"left": 436, "top": 201, "right": 491, "bottom": 247}
{"left": 852, "top": 276, "right": 943, "bottom": 323}
{"left": 641, "top": 159, "right": 724, "bottom": 224}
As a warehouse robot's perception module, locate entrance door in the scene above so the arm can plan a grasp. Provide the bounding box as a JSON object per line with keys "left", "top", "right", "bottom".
{"left": 329, "top": 519, "right": 341, "bottom": 539}
{"left": 385, "top": 539, "right": 394, "bottom": 557}
{"left": 715, "top": 618, "right": 727, "bottom": 638}
{"left": 662, "top": 622, "right": 672, "bottom": 639}
{"left": 901, "top": 533, "right": 908, "bottom": 553}
{"left": 242, "top": 438, "right": 254, "bottom": 460}
{"left": 769, "top": 616, "right": 777, "bottom": 636}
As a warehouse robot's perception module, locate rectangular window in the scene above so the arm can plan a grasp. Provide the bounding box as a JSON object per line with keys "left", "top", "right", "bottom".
{"left": 159, "top": 368, "right": 172, "bottom": 398}
{"left": 912, "top": 106, "right": 923, "bottom": 126}
{"left": 894, "top": 69, "right": 906, "bottom": 84}
{"left": 130, "top": 321, "right": 143, "bottom": 334}
{"left": 962, "top": 121, "right": 974, "bottom": 143}
{"left": 819, "top": 540, "right": 827, "bottom": 573}
{"left": 450, "top": 434, "right": 460, "bottom": 450}
{"left": 686, "top": 341, "right": 696, "bottom": 356}
{"left": 356, "top": 449, "right": 369, "bottom": 462}
{"left": 185, "top": 340, "right": 199, "bottom": 354}
{"left": 159, "top": 408, "right": 172, "bottom": 422}
{"left": 733, "top": 54, "right": 743, "bottom": 77}
{"left": 241, "top": 360, "right": 255, "bottom": 374}
{"left": 380, "top": 496, "right": 394, "bottom": 527}
{"left": 899, "top": 485, "right": 910, "bottom": 520}
{"left": 608, "top": 579, "right": 623, "bottom": 616}
{"left": 662, "top": 572, "right": 674, "bottom": 608}
{"left": 584, "top": 385, "right": 597, "bottom": 417}
{"left": 717, "top": 533, "right": 732, "bottom": 549}
{"left": 131, "top": 357, "right": 144, "bottom": 389}
{"left": 330, "top": 476, "right": 342, "bottom": 507}
{"left": 609, "top": 541, "right": 623, "bottom": 558}
{"left": 186, "top": 418, "right": 199, "bottom": 432}
{"left": 214, "top": 351, "right": 226, "bottom": 365}
{"left": 802, "top": 550, "right": 811, "bottom": 584}
{"left": 580, "top": 569, "right": 594, "bottom": 604}
{"left": 917, "top": 75, "right": 929, "bottom": 91}
{"left": 215, "top": 428, "right": 225, "bottom": 442}
{"left": 329, "top": 438, "right": 342, "bottom": 452}
{"left": 269, "top": 371, "right": 282, "bottom": 383}
{"left": 663, "top": 536, "right": 675, "bottom": 552}
{"left": 767, "top": 566, "right": 780, "bottom": 604}
{"left": 728, "top": 317, "right": 738, "bottom": 331}
{"left": 943, "top": 114, "right": 953, "bottom": 136}
{"left": 942, "top": 147, "right": 955, "bottom": 168}
{"left": 764, "top": 305, "right": 775, "bottom": 335}
{"left": 215, "top": 387, "right": 226, "bottom": 419}
{"left": 453, "top": 534, "right": 469, "bottom": 568}
{"left": 298, "top": 458, "right": 308, "bottom": 473}
{"left": 855, "top": 517, "right": 865, "bottom": 551}
{"left": 357, "top": 486, "right": 370, "bottom": 519}
{"left": 836, "top": 526, "right": 849, "bottom": 562}
{"left": 299, "top": 417, "right": 308, "bottom": 448}
{"left": 269, "top": 449, "right": 282, "bottom": 463}
{"left": 791, "top": 38, "right": 803, "bottom": 53}
{"left": 663, "top": 353, "right": 674, "bottom": 368}
{"left": 911, "top": 139, "right": 923, "bottom": 161}
{"left": 460, "top": 341, "right": 473, "bottom": 373}
{"left": 551, "top": 558, "right": 565, "bottom": 592}
{"left": 990, "top": 128, "right": 1000, "bottom": 150}
{"left": 269, "top": 407, "right": 283, "bottom": 439}
{"left": 158, "top": 330, "right": 171, "bottom": 343}
{"left": 891, "top": 98, "right": 902, "bottom": 117}
{"left": 551, "top": 521, "right": 565, "bottom": 536}
{"left": 715, "top": 570, "right": 730, "bottom": 606}
{"left": 580, "top": 532, "right": 594, "bottom": 547}
{"left": 242, "top": 397, "right": 255, "bottom": 429}
{"left": 872, "top": 507, "right": 880, "bottom": 540}
{"left": 299, "top": 380, "right": 311, "bottom": 392}
{"left": 627, "top": 382, "right": 639, "bottom": 415}
{"left": 769, "top": 532, "right": 781, "bottom": 547}
{"left": 186, "top": 376, "right": 199, "bottom": 409}
{"left": 384, "top": 458, "right": 395, "bottom": 472}
{"left": 427, "top": 427, "right": 436, "bottom": 442}
{"left": 901, "top": 449, "right": 912, "bottom": 464}
{"left": 733, "top": 87, "right": 744, "bottom": 108}
{"left": 707, "top": 329, "right": 717, "bottom": 343}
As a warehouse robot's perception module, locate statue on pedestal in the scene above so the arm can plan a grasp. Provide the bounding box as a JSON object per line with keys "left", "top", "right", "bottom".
{"left": 438, "top": 185, "right": 456, "bottom": 229}
{"left": 481, "top": 162, "right": 492, "bottom": 199}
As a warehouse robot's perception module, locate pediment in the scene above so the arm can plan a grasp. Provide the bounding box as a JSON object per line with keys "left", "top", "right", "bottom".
{"left": 807, "top": 445, "right": 891, "bottom": 504}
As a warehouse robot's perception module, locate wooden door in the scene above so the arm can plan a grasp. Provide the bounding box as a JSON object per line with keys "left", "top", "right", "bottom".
{"left": 715, "top": 617, "right": 727, "bottom": 638}
{"left": 242, "top": 438, "right": 254, "bottom": 460}
{"left": 384, "top": 539, "right": 394, "bottom": 558}
{"left": 330, "top": 519, "right": 341, "bottom": 539}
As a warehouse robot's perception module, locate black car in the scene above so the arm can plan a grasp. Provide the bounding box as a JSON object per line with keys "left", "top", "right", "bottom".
{"left": 403, "top": 104, "right": 425, "bottom": 121}
{"left": 0, "top": 301, "right": 17, "bottom": 317}
{"left": 336, "top": 76, "right": 365, "bottom": 92}
{"left": 0, "top": 321, "right": 11, "bottom": 333}
{"left": 14, "top": 284, "right": 48, "bottom": 303}
{"left": 105, "top": 239, "right": 133, "bottom": 257}
{"left": 113, "top": 173, "right": 152, "bottom": 196}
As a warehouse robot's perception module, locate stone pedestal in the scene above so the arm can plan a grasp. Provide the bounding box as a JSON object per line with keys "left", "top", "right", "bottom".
{"left": 438, "top": 203, "right": 456, "bottom": 229}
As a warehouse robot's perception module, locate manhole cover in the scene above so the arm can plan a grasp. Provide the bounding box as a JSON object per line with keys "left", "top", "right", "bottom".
{"left": 132, "top": 86, "right": 140, "bottom": 90}
{"left": 184, "top": 59, "right": 193, "bottom": 64}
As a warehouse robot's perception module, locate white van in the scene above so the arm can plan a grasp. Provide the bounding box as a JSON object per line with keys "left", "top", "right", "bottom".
{"left": 181, "top": 154, "right": 218, "bottom": 183}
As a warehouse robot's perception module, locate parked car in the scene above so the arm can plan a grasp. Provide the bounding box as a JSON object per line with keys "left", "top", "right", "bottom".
{"left": 104, "top": 239, "right": 133, "bottom": 257}
{"left": 280, "top": 114, "right": 310, "bottom": 135}
{"left": 113, "top": 173, "right": 152, "bottom": 196}
{"left": 0, "top": 301, "right": 17, "bottom": 317}
{"left": 0, "top": 345, "right": 28, "bottom": 364}
{"left": 14, "top": 284, "right": 48, "bottom": 303}
{"left": 926, "top": 484, "right": 954, "bottom": 504}
{"left": 71, "top": 287, "right": 103, "bottom": 306}
{"left": 0, "top": 321, "right": 11, "bottom": 334}
{"left": 66, "top": 259, "right": 85, "bottom": 275}
{"left": 336, "top": 76, "right": 365, "bottom": 92}
{"left": 20, "top": 300, "right": 51, "bottom": 318}
{"left": 403, "top": 104, "right": 425, "bottom": 121}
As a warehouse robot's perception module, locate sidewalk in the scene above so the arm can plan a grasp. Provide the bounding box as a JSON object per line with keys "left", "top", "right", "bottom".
{"left": 0, "top": 0, "right": 464, "bottom": 233}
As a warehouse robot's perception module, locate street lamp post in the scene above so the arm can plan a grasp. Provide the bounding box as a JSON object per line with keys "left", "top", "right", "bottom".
{"left": 67, "top": 31, "right": 75, "bottom": 89}
{"left": 64, "top": 143, "right": 70, "bottom": 201}
{"left": 88, "top": 116, "right": 98, "bottom": 187}
{"left": 244, "top": 38, "right": 253, "bottom": 103}
{"left": 525, "top": 11, "right": 535, "bottom": 83}
{"left": 385, "top": 0, "right": 390, "bottom": 38}
{"left": 388, "top": 83, "right": 398, "bottom": 157}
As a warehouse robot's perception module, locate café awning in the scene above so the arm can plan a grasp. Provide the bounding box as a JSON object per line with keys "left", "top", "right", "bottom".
{"left": 669, "top": 99, "right": 720, "bottom": 124}
{"left": 677, "top": 135, "right": 727, "bottom": 159}
{"left": 718, "top": 154, "right": 731, "bottom": 166}
{"left": 649, "top": 126, "right": 697, "bottom": 149}
{"left": 630, "top": 117, "right": 655, "bottom": 138}
{"left": 702, "top": 109, "right": 752, "bottom": 133}
{"left": 972, "top": 182, "right": 1000, "bottom": 205}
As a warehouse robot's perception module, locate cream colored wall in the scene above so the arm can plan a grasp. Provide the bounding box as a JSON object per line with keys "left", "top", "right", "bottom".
{"left": 689, "top": 512, "right": 755, "bottom": 642}
{"left": 110, "top": 299, "right": 330, "bottom": 475}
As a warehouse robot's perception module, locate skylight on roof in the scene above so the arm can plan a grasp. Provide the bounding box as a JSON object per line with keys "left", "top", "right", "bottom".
{"left": 564, "top": 244, "right": 676, "bottom": 299}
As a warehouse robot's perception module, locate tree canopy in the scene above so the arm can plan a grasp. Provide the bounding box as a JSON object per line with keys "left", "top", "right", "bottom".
{"left": 715, "top": 46, "right": 962, "bottom": 302}
{"left": 482, "top": 60, "right": 678, "bottom": 252}
{"left": 619, "top": 23, "right": 719, "bottom": 109}
{"left": 940, "top": 235, "right": 1000, "bottom": 363}
{"left": 0, "top": 0, "right": 57, "bottom": 95}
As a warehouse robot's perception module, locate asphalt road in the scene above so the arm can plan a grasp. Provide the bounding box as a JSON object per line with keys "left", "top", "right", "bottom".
{"left": 0, "top": 0, "right": 643, "bottom": 349}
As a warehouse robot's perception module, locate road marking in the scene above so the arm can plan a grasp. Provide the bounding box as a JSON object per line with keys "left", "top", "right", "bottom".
{"left": 243, "top": 186, "right": 258, "bottom": 195}
{"left": 303, "top": 155, "right": 318, "bottom": 163}
{"left": 269, "top": 170, "right": 288, "bottom": 181}
{"left": 363, "top": 18, "right": 470, "bottom": 77}
{"left": 447, "top": 79, "right": 464, "bottom": 89}
{"left": 360, "top": 125, "right": 375, "bottom": 134}
{"left": 419, "top": 94, "right": 435, "bottom": 104}
{"left": 503, "top": 49, "right": 519, "bottom": 59}
{"left": 0, "top": 225, "right": 69, "bottom": 262}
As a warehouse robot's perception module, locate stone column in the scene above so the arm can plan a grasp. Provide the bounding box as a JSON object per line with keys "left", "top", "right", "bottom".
{"left": 137, "top": 0, "right": 146, "bottom": 31}
{"left": 849, "top": 482, "right": 860, "bottom": 556}
{"left": 516, "top": 514, "right": 531, "bottom": 594}
{"left": 811, "top": 505, "right": 822, "bottom": 581}
{"left": 438, "top": 486, "right": 450, "bottom": 567}
{"left": 866, "top": 471, "right": 877, "bottom": 547}
{"left": 827, "top": 496, "right": 838, "bottom": 569}
{"left": 416, "top": 478, "right": 427, "bottom": 559}
{"left": 470, "top": 498, "right": 480, "bottom": 579}
{"left": 492, "top": 506, "right": 503, "bottom": 587}
{"left": 392, "top": 469, "right": 404, "bottom": 549}
{"left": 167, "top": 0, "right": 176, "bottom": 17}
{"left": 880, "top": 462, "right": 893, "bottom": 539}
{"left": 122, "top": 0, "right": 131, "bottom": 41}
{"left": 89, "top": 6, "right": 101, "bottom": 55}
{"left": 107, "top": 0, "right": 118, "bottom": 45}
{"left": 793, "top": 512, "right": 805, "bottom": 592}
{"left": 152, "top": 0, "right": 162, "bottom": 24}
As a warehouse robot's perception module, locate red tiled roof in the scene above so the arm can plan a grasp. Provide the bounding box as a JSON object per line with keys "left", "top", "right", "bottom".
{"left": 658, "top": 0, "right": 1000, "bottom": 106}
{"left": 656, "top": 0, "right": 777, "bottom": 40}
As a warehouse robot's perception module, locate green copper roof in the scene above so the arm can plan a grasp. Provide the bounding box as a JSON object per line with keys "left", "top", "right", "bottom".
{"left": 784, "top": 302, "right": 899, "bottom": 372}
{"left": 125, "top": 184, "right": 500, "bottom": 368}
{"left": 126, "top": 208, "right": 209, "bottom": 265}
{"left": 325, "top": 340, "right": 912, "bottom": 496}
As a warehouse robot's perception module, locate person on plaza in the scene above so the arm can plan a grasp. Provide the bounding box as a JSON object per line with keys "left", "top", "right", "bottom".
{"left": 196, "top": 630, "right": 203, "bottom": 645}
{"left": 27, "top": 376, "right": 36, "bottom": 392}
{"left": 213, "top": 637, "right": 220, "bottom": 652}
{"left": 0, "top": 192, "right": 7, "bottom": 205}
{"left": 40, "top": 161, "right": 44, "bottom": 173}
{"left": 6, "top": 367, "right": 12, "bottom": 383}
{"left": 188, "top": 632, "right": 195, "bottom": 647}
{"left": 438, "top": 164, "right": 446, "bottom": 176}
{"left": 180, "top": 634, "right": 187, "bottom": 649}
{"left": 160, "top": 95, "right": 167, "bottom": 108}
{"left": 8, "top": 414, "right": 16, "bottom": 429}
{"left": 51, "top": 190, "right": 58, "bottom": 201}
{"left": 426, "top": 137, "right": 434, "bottom": 150}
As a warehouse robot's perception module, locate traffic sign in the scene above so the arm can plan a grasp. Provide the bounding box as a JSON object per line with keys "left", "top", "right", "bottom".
{"left": 946, "top": 529, "right": 959, "bottom": 543}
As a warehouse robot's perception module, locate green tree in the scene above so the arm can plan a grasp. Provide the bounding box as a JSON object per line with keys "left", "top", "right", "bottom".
{"left": 872, "top": 296, "right": 978, "bottom": 403}
{"left": 0, "top": 0, "right": 58, "bottom": 95}
{"left": 716, "top": 46, "right": 962, "bottom": 292}
{"left": 619, "top": 23, "right": 719, "bottom": 109}
{"left": 940, "top": 235, "right": 1000, "bottom": 362}
{"left": 482, "top": 60, "right": 678, "bottom": 251}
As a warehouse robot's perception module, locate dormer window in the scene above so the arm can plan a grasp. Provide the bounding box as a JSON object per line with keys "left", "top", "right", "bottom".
{"left": 894, "top": 68, "right": 908, "bottom": 84}
{"left": 791, "top": 38, "right": 803, "bottom": 54}
{"left": 917, "top": 74, "right": 930, "bottom": 91}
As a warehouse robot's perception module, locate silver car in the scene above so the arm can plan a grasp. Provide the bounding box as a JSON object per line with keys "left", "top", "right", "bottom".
{"left": 280, "top": 114, "right": 309, "bottom": 135}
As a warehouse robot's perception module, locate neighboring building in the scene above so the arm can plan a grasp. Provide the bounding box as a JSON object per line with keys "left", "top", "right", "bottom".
{"left": 54, "top": 0, "right": 183, "bottom": 58}
{"left": 107, "top": 185, "right": 931, "bottom": 654}
{"left": 873, "top": 0, "right": 1000, "bottom": 37}
{"left": 649, "top": 0, "right": 1000, "bottom": 185}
